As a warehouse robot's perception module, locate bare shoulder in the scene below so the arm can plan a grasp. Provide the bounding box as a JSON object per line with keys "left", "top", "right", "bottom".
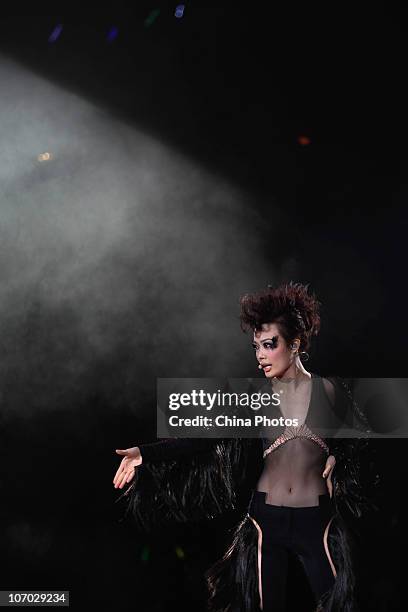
{"left": 322, "top": 377, "right": 335, "bottom": 406}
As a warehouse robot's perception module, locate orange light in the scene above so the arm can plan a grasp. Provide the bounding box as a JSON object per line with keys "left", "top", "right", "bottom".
{"left": 297, "top": 136, "right": 311, "bottom": 146}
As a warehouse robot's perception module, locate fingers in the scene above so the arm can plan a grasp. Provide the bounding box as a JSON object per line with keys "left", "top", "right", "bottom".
{"left": 113, "top": 457, "right": 127, "bottom": 485}
{"left": 115, "top": 472, "right": 126, "bottom": 489}
{"left": 326, "top": 465, "right": 334, "bottom": 498}
{"left": 322, "top": 463, "right": 334, "bottom": 478}
{"left": 327, "top": 476, "right": 333, "bottom": 499}
{"left": 322, "top": 455, "right": 336, "bottom": 478}
{"left": 113, "top": 450, "right": 132, "bottom": 485}
{"left": 115, "top": 467, "right": 136, "bottom": 489}
{"left": 126, "top": 469, "right": 135, "bottom": 483}
{"left": 113, "top": 448, "right": 137, "bottom": 488}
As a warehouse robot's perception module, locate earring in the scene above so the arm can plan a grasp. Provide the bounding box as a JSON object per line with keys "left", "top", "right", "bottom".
{"left": 299, "top": 350, "right": 309, "bottom": 362}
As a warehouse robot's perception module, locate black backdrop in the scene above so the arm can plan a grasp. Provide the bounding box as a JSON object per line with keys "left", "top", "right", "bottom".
{"left": 1, "top": 5, "right": 407, "bottom": 611}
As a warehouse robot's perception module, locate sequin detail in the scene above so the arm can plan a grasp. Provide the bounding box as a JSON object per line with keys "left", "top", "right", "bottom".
{"left": 263, "top": 423, "right": 330, "bottom": 458}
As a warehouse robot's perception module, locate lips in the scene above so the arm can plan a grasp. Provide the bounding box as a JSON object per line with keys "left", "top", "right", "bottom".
{"left": 262, "top": 364, "right": 272, "bottom": 372}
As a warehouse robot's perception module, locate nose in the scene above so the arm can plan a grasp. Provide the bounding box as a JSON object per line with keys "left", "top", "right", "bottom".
{"left": 257, "top": 347, "right": 268, "bottom": 362}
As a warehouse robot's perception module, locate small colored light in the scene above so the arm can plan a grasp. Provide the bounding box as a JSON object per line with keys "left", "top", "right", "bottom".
{"left": 175, "top": 546, "right": 185, "bottom": 559}
{"left": 298, "top": 135, "right": 311, "bottom": 146}
{"left": 140, "top": 545, "right": 150, "bottom": 562}
{"left": 144, "top": 9, "right": 161, "bottom": 28}
{"left": 48, "top": 24, "right": 63, "bottom": 43}
{"left": 107, "top": 26, "right": 119, "bottom": 43}
{"left": 38, "top": 152, "right": 52, "bottom": 162}
{"left": 175, "top": 4, "right": 185, "bottom": 18}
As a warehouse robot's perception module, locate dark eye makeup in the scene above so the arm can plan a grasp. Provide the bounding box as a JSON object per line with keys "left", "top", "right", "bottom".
{"left": 252, "top": 336, "right": 279, "bottom": 351}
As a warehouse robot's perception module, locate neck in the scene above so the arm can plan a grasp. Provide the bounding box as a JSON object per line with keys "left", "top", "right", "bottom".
{"left": 273, "top": 358, "right": 310, "bottom": 383}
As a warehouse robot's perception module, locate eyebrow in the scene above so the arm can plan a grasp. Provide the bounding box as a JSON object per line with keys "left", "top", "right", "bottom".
{"left": 252, "top": 336, "right": 278, "bottom": 346}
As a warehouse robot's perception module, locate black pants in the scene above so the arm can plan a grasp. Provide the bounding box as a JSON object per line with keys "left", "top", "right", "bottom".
{"left": 248, "top": 491, "right": 337, "bottom": 611}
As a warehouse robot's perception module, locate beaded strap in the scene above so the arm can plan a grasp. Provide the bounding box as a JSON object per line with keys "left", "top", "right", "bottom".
{"left": 263, "top": 423, "right": 330, "bottom": 458}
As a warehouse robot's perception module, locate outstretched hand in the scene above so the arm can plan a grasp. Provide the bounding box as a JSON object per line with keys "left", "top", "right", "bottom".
{"left": 322, "top": 454, "right": 336, "bottom": 499}
{"left": 113, "top": 447, "right": 142, "bottom": 489}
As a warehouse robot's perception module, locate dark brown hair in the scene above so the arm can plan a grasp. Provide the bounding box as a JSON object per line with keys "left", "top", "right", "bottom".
{"left": 239, "top": 281, "right": 321, "bottom": 352}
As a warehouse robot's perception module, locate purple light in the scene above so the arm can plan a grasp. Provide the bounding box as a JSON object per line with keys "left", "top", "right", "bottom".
{"left": 48, "top": 24, "right": 63, "bottom": 43}
{"left": 107, "top": 26, "right": 119, "bottom": 43}
{"left": 175, "top": 4, "right": 185, "bottom": 18}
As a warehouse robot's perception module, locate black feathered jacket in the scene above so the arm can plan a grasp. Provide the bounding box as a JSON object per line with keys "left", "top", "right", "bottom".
{"left": 118, "top": 376, "right": 379, "bottom": 612}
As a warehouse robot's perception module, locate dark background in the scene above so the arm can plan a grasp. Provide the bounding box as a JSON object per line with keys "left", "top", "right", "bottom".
{"left": 0, "top": 5, "right": 406, "bottom": 611}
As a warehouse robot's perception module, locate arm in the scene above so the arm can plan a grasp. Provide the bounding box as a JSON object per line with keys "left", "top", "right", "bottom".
{"left": 115, "top": 437, "right": 244, "bottom": 530}
{"left": 324, "top": 376, "right": 379, "bottom": 517}
{"left": 114, "top": 438, "right": 220, "bottom": 490}
{"left": 138, "top": 437, "right": 220, "bottom": 463}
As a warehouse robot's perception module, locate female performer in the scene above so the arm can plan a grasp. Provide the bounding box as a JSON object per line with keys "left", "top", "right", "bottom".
{"left": 113, "top": 282, "right": 376, "bottom": 611}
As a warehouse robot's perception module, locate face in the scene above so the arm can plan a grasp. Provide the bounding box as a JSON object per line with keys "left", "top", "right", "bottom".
{"left": 252, "top": 322, "right": 298, "bottom": 379}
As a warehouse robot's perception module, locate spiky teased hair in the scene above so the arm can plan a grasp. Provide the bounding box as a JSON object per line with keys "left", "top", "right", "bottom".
{"left": 239, "top": 281, "right": 321, "bottom": 352}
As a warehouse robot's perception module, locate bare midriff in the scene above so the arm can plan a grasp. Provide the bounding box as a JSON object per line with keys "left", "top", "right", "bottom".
{"left": 256, "top": 437, "right": 329, "bottom": 507}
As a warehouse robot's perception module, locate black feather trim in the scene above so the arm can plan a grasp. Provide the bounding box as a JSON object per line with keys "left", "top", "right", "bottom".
{"left": 116, "top": 438, "right": 249, "bottom": 531}
{"left": 326, "top": 376, "right": 381, "bottom": 519}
